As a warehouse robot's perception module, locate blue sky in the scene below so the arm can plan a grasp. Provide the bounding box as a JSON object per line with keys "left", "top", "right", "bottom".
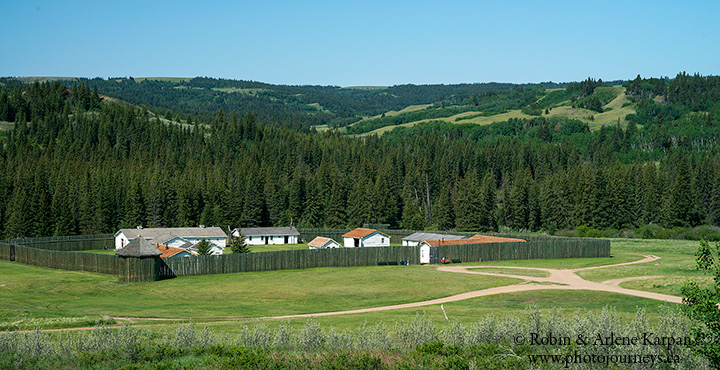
{"left": 1, "top": 1, "right": 718, "bottom": 86}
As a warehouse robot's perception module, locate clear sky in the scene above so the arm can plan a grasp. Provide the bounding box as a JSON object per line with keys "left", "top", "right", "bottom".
{"left": 1, "top": 0, "right": 718, "bottom": 86}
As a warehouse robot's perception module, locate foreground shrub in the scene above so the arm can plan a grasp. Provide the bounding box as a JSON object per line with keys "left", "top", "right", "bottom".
{"left": 0, "top": 307, "right": 710, "bottom": 369}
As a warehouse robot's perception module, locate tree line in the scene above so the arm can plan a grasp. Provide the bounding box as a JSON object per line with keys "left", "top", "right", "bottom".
{"left": 0, "top": 75, "right": 719, "bottom": 239}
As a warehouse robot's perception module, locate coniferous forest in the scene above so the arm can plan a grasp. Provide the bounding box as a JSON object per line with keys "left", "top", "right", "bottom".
{"left": 0, "top": 73, "right": 719, "bottom": 239}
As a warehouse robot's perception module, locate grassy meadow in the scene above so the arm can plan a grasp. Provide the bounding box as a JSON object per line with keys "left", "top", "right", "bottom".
{"left": 0, "top": 238, "right": 707, "bottom": 333}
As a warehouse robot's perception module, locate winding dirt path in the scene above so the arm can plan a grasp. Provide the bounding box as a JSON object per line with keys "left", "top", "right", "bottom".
{"left": 5, "top": 254, "right": 682, "bottom": 333}
{"left": 261, "top": 254, "right": 679, "bottom": 320}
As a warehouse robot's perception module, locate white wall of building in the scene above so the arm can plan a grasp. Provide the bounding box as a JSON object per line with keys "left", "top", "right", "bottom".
{"left": 344, "top": 232, "right": 389, "bottom": 248}
{"left": 343, "top": 237, "right": 358, "bottom": 248}
{"left": 420, "top": 245, "right": 430, "bottom": 264}
{"left": 115, "top": 233, "right": 130, "bottom": 250}
{"left": 245, "top": 234, "right": 298, "bottom": 245}
{"left": 362, "top": 232, "right": 389, "bottom": 247}
{"left": 186, "top": 237, "right": 226, "bottom": 249}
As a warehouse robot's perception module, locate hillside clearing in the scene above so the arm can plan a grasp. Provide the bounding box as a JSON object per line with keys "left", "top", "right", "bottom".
{"left": 352, "top": 104, "right": 433, "bottom": 124}
{"left": 362, "top": 109, "right": 536, "bottom": 136}
{"left": 211, "top": 87, "right": 270, "bottom": 95}
{"left": 133, "top": 77, "right": 192, "bottom": 83}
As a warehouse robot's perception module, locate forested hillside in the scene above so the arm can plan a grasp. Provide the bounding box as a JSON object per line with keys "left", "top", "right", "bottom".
{"left": 1, "top": 77, "right": 564, "bottom": 133}
{"left": 0, "top": 73, "right": 719, "bottom": 239}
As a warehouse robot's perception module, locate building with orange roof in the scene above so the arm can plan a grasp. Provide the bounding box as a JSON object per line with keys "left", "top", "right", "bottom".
{"left": 342, "top": 228, "right": 390, "bottom": 248}
{"left": 154, "top": 243, "right": 199, "bottom": 258}
{"left": 418, "top": 234, "right": 526, "bottom": 247}
{"left": 418, "top": 234, "right": 526, "bottom": 264}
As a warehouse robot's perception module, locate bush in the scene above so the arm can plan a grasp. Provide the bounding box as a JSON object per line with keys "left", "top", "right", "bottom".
{"left": 0, "top": 308, "right": 711, "bottom": 369}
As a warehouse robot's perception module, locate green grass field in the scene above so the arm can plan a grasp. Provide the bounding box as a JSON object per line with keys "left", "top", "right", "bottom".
{"left": 0, "top": 238, "right": 706, "bottom": 332}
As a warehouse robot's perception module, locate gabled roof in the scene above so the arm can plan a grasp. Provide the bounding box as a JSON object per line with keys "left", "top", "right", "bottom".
{"left": 308, "top": 237, "right": 339, "bottom": 248}
{"left": 402, "top": 232, "right": 466, "bottom": 242}
{"left": 148, "top": 233, "right": 187, "bottom": 246}
{"left": 154, "top": 244, "right": 198, "bottom": 258}
{"left": 240, "top": 227, "right": 300, "bottom": 236}
{"left": 342, "top": 228, "right": 390, "bottom": 238}
{"left": 420, "top": 234, "right": 526, "bottom": 247}
{"left": 116, "top": 227, "right": 227, "bottom": 240}
{"left": 116, "top": 237, "right": 162, "bottom": 257}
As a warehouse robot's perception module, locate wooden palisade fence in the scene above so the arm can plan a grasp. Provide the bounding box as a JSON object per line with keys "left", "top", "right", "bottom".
{"left": 0, "top": 232, "right": 611, "bottom": 281}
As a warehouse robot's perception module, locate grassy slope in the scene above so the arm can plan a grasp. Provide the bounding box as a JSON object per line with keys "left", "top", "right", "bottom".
{"left": 0, "top": 260, "right": 517, "bottom": 326}
{"left": 0, "top": 238, "right": 703, "bottom": 332}
{"left": 359, "top": 87, "right": 636, "bottom": 136}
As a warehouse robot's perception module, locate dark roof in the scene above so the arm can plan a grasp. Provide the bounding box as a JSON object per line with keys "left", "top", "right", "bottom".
{"left": 116, "top": 227, "right": 227, "bottom": 240}
{"left": 177, "top": 241, "right": 193, "bottom": 249}
{"left": 116, "top": 237, "right": 162, "bottom": 257}
{"left": 402, "top": 232, "right": 466, "bottom": 242}
{"left": 240, "top": 227, "right": 300, "bottom": 236}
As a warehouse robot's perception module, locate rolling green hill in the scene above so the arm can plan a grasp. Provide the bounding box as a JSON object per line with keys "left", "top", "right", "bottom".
{"left": 351, "top": 84, "right": 637, "bottom": 136}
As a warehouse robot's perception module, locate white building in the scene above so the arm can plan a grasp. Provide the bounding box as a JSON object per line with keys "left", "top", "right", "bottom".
{"left": 308, "top": 237, "right": 342, "bottom": 249}
{"left": 342, "top": 228, "right": 390, "bottom": 248}
{"left": 114, "top": 226, "right": 228, "bottom": 251}
{"left": 235, "top": 227, "right": 300, "bottom": 245}
{"left": 401, "top": 232, "right": 466, "bottom": 247}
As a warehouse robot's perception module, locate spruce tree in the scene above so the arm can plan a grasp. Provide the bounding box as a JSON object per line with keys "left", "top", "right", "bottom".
{"left": 401, "top": 196, "right": 425, "bottom": 230}
{"left": 454, "top": 171, "right": 482, "bottom": 231}
{"left": 325, "top": 179, "right": 347, "bottom": 228}
{"left": 123, "top": 180, "right": 146, "bottom": 228}
{"left": 51, "top": 180, "right": 76, "bottom": 236}
{"left": 479, "top": 171, "right": 497, "bottom": 230}
{"left": 242, "top": 174, "right": 265, "bottom": 227}
{"left": 432, "top": 185, "right": 455, "bottom": 231}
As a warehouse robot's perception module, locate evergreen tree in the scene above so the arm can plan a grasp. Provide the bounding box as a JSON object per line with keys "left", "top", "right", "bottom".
{"left": 571, "top": 165, "right": 593, "bottom": 228}
{"left": 228, "top": 234, "right": 251, "bottom": 253}
{"left": 401, "top": 196, "right": 425, "bottom": 230}
{"left": 196, "top": 239, "right": 213, "bottom": 255}
{"left": 479, "top": 171, "right": 497, "bottom": 230}
{"left": 664, "top": 155, "right": 695, "bottom": 227}
{"left": 123, "top": 180, "right": 146, "bottom": 228}
{"left": 454, "top": 171, "right": 482, "bottom": 231}
{"left": 242, "top": 174, "right": 265, "bottom": 227}
{"left": 371, "top": 165, "right": 398, "bottom": 226}
{"left": 51, "top": 180, "right": 76, "bottom": 236}
{"left": 288, "top": 168, "right": 306, "bottom": 224}
{"left": 300, "top": 177, "right": 324, "bottom": 227}
{"left": 590, "top": 167, "right": 611, "bottom": 229}
{"left": 432, "top": 184, "right": 454, "bottom": 230}
{"left": 325, "top": 178, "right": 347, "bottom": 228}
